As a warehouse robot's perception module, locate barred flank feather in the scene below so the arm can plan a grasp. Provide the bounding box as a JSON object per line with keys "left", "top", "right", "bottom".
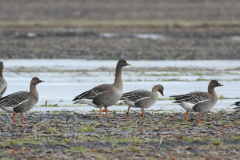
{"left": 73, "top": 84, "right": 111, "bottom": 101}
{"left": 231, "top": 101, "right": 240, "bottom": 107}
{"left": 231, "top": 101, "right": 240, "bottom": 111}
{"left": 0, "top": 91, "right": 34, "bottom": 113}
{"left": 170, "top": 91, "right": 212, "bottom": 105}
{"left": 120, "top": 90, "right": 151, "bottom": 103}
{"left": 0, "top": 77, "right": 42, "bottom": 114}
{"left": 0, "top": 77, "right": 7, "bottom": 97}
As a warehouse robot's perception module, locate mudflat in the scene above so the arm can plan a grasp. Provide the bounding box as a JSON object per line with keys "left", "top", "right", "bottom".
{"left": 0, "top": 0, "right": 240, "bottom": 60}
{"left": 1, "top": 25, "right": 240, "bottom": 60}
{"left": 0, "top": 110, "right": 239, "bottom": 159}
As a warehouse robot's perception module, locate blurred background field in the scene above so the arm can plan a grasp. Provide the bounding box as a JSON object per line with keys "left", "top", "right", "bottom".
{"left": 1, "top": 0, "right": 240, "bottom": 22}
{"left": 0, "top": 0, "right": 240, "bottom": 60}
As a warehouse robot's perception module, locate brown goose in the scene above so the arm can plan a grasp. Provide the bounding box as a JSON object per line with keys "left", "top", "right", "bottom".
{"left": 120, "top": 84, "right": 164, "bottom": 119}
{"left": 0, "top": 77, "right": 43, "bottom": 122}
{"left": 73, "top": 60, "right": 130, "bottom": 117}
{"left": 0, "top": 61, "right": 7, "bottom": 98}
{"left": 170, "top": 80, "right": 223, "bottom": 122}
{"left": 231, "top": 101, "right": 240, "bottom": 111}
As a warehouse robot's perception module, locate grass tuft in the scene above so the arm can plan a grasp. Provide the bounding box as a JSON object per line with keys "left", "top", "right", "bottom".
{"left": 78, "top": 126, "right": 95, "bottom": 132}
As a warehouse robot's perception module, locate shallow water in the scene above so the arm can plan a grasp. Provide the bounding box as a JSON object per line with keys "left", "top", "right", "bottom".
{"left": 100, "top": 33, "right": 166, "bottom": 40}
{"left": 1, "top": 59, "right": 240, "bottom": 113}
{"left": 2, "top": 59, "right": 240, "bottom": 70}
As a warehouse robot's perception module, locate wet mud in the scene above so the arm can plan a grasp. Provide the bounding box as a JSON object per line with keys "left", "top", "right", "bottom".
{"left": 1, "top": 26, "right": 240, "bottom": 60}
{"left": 0, "top": 110, "right": 240, "bottom": 159}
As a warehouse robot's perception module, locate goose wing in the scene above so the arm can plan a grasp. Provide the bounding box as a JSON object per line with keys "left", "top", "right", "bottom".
{"left": 170, "top": 91, "right": 212, "bottom": 105}
{"left": 231, "top": 101, "right": 240, "bottom": 107}
{"left": 0, "top": 91, "right": 31, "bottom": 112}
{"left": 231, "top": 101, "right": 240, "bottom": 110}
{"left": 73, "top": 84, "right": 111, "bottom": 101}
{"left": 120, "top": 90, "right": 152, "bottom": 103}
{"left": 0, "top": 78, "right": 7, "bottom": 96}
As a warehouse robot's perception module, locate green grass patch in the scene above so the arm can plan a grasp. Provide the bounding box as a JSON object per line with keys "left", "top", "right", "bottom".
{"left": 45, "top": 127, "right": 59, "bottom": 133}
{"left": 71, "top": 146, "right": 87, "bottom": 152}
{"left": 120, "top": 126, "right": 130, "bottom": 130}
{"left": 182, "top": 136, "right": 192, "bottom": 141}
{"left": 63, "top": 138, "right": 71, "bottom": 143}
{"left": 0, "top": 137, "right": 40, "bottom": 146}
{"left": 130, "top": 146, "right": 141, "bottom": 152}
{"left": 194, "top": 72, "right": 204, "bottom": 76}
{"left": 225, "top": 144, "right": 240, "bottom": 149}
{"left": 219, "top": 95, "right": 226, "bottom": 99}
{"left": 211, "top": 139, "right": 223, "bottom": 145}
{"left": 116, "top": 102, "right": 128, "bottom": 106}
{"left": 195, "top": 137, "right": 210, "bottom": 142}
{"left": 219, "top": 119, "right": 225, "bottom": 123}
{"left": 78, "top": 126, "right": 95, "bottom": 132}
{"left": 231, "top": 136, "right": 240, "bottom": 140}
{"left": 212, "top": 115, "right": 219, "bottom": 120}
{"left": 158, "top": 97, "right": 175, "bottom": 101}
{"left": 171, "top": 124, "right": 180, "bottom": 129}
{"left": 116, "top": 137, "right": 144, "bottom": 144}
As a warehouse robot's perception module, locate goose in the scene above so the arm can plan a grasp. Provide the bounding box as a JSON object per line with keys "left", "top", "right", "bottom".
{"left": 231, "top": 101, "right": 240, "bottom": 111}
{"left": 73, "top": 60, "right": 130, "bottom": 117}
{"left": 120, "top": 84, "right": 164, "bottom": 119}
{"left": 170, "top": 80, "right": 223, "bottom": 122}
{"left": 0, "top": 77, "right": 43, "bottom": 122}
{"left": 0, "top": 61, "right": 7, "bottom": 98}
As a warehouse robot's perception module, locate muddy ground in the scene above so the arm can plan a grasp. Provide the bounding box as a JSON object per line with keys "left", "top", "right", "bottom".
{"left": 1, "top": 0, "right": 240, "bottom": 60}
{"left": 1, "top": 25, "right": 240, "bottom": 60}
{"left": 1, "top": 0, "right": 240, "bottom": 21}
{"left": 0, "top": 110, "right": 240, "bottom": 159}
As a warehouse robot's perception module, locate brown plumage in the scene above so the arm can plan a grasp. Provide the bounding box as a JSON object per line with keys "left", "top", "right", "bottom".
{"left": 0, "top": 77, "right": 44, "bottom": 122}
{"left": 170, "top": 80, "right": 223, "bottom": 122}
{"left": 73, "top": 60, "right": 130, "bottom": 117}
{"left": 0, "top": 61, "right": 7, "bottom": 98}
{"left": 120, "top": 84, "right": 164, "bottom": 119}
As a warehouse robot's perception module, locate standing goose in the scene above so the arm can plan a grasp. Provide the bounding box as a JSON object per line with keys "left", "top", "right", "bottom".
{"left": 0, "top": 61, "right": 7, "bottom": 98}
{"left": 120, "top": 84, "right": 164, "bottom": 119}
{"left": 231, "top": 101, "right": 240, "bottom": 111}
{"left": 170, "top": 80, "right": 223, "bottom": 122}
{"left": 73, "top": 60, "right": 130, "bottom": 117}
{"left": 0, "top": 77, "right": 43, "bottom": 122}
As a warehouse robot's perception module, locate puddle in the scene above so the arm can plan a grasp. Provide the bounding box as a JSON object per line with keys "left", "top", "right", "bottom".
{"left": 230, "top": 36, "right": 240, "bottom": 41}
{"left": 134, "top": 33, "right": 166, "bottom": 40}
{"left": 100, "top": 33, "right": 166, "bottom": 40}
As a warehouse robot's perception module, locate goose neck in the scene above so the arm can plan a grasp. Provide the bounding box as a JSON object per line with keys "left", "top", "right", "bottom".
{"left": 114, "top": 65, "right": 123, "bottom": 88}
{"left": 30, "top": 84, "right": 38, "bottom": 95}
{"left": 0, "top": 69, "right": 3, "bottom": 77}
{"left": 208, "top": 87, "right": 217, "bottom": 98}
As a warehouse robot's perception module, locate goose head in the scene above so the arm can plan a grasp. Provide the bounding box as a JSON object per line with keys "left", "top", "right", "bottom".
{"left": 31, "top": 77, "right": 44, "bottom": 85}
{"left": 153, "top": 84, "right": 164, "bottom": 96}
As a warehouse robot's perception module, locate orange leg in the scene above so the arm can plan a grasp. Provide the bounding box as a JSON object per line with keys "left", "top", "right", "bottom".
{"left": 198, "top": 114, "right": 201, "bottom": 123}
{"left": 184, "top": 111, "right": 188, "bottom": 122}
{"left": 13, "top": 113, "right": 16, "bottom": 122}
{"left": 99, "top": 108, "right": 102, "bottom": 118}
{"left": 126, "top": 106, "right": 130, "bottom": 117}
{"left": 142, "top": 110, "right": 144, "bottom": 119}
{"left": 105, "top": 108, "right": 109, "bottom": 117}
{"left": 21, "top": 113, "right": 25, "bottom": 122}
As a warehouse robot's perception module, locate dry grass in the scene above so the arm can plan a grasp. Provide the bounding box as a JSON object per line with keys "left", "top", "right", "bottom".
{"left": 1, "top": 20, "right": 240, "bottom": 27}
